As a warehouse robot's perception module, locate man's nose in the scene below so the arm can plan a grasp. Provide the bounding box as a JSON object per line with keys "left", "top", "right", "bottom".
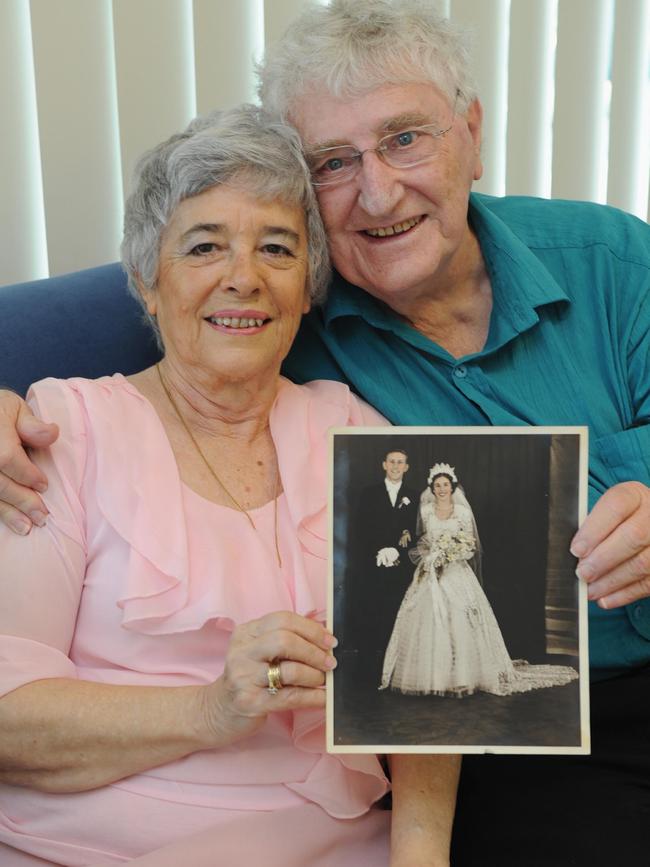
{"left": 356, "top": 151, "right": 403, "bottom": 216}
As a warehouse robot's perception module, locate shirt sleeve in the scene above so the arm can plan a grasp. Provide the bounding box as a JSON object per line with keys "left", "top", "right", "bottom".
{"left": 0, "top": 379, "right": 88, "bottom": 697}
{"left": 627, "top": 274, "right": 650, "bottom": 425}
{"left": 591, "top": 257, "right": 650, "bottom": 494}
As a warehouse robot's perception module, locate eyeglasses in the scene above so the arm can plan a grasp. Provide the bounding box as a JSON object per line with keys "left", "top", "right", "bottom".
{"left": 307, "top": 117, "right": 455, "bottom": 187}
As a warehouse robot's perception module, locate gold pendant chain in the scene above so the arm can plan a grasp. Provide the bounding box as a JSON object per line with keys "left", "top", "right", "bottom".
{"left": 156, "top": 364, "right": 282, "bottom": 567}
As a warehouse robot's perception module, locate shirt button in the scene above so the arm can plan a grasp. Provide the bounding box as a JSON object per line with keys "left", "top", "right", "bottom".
{"left": 453, "top": 365, "right": 468, "bottom": 379}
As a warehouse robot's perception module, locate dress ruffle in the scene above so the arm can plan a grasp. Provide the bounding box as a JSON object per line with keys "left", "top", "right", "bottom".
{"left": 64, "top": 376, "right": 360, "bottom": 635}
{"left": 38, "top": 375, "right": 389, "bottom": 820}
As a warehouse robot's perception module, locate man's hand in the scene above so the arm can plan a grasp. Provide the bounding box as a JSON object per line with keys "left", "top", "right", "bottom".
{"left": 376, "top": 547, "right": 400, "bottom": 567}
{"left": 398, "top": 530, "right": 412, "bottom": 548}
{"left": 571, "top": 481, "right": 650, "bottom": 608}
{"left": 0, "top": 390, "right": 58, "bottom": 534}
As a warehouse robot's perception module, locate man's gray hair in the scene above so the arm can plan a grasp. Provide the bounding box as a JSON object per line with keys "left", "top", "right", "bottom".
{"left": 258, "top": 0, "right": 477, "bottom": 119}
{"left": 121, "top": 104, "right": 330, "bottom": 342}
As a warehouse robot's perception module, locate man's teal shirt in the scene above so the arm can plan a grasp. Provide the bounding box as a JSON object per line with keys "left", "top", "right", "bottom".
{"left": 284, "top": 193, "right": 650, "bottom": 675}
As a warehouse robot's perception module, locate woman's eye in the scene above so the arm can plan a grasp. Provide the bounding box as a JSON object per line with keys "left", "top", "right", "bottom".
{"left": 189, "top": 242, "right": 218, "bottom": 256}
{"left": 263, "top": 243, "right": 292, "bottom": 256}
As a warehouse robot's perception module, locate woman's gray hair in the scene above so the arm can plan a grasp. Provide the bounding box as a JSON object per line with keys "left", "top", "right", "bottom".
{"left": 258, "top": 0, "right": 477, "bottom": 119}
{"left": 121, "top": 104, "right": 330, "bottom": 342}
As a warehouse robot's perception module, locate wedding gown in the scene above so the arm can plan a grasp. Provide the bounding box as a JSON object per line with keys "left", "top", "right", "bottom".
{"left": 380, "top": 502, "right": 578, "bottom": 697}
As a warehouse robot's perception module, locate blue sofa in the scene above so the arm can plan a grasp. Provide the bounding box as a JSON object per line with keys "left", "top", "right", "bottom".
{"left": 0, "top": 263, "right": 162, "bottom": 396}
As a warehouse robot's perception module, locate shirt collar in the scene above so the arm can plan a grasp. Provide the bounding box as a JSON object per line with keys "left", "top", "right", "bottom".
{"left": 321, "top": 193, "right": 570, "bottom": 339}
{"left": 384, "top": 478, "right": 402, "bottom": 490}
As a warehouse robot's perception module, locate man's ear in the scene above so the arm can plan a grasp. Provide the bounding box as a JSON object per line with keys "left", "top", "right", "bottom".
{"left": 466, "top": 98, "right": 484, "bottom": 182}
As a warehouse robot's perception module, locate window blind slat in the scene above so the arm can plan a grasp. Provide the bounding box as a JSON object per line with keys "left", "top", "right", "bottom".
{"left": 607, "top": 0, "right": 650, "bottom": 219}
{"left": 113, "top": 0, "right": 196, "bottom": 198}
{"left": 29, "top": 0, "right": 122, "bottom": 276}
{"left": 264, "top": 0, "right": 313, "bottom": 50}
{"left": 450, "top": 0, "right": 510, "bottom": 196}
{"left": 0, "top": 0, "right": 48, "bottom": 284}
{"left": 551, "top": 0, "right": 614, "bottom": 203}
{"left": 193, "top": 0, "right": 263, "bottom": 114}
{"left": 506, "top": 0, "right": 557, "bottom": 198}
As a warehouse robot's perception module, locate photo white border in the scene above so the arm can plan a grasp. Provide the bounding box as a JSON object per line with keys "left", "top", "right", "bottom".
{"left": 326, "top": 425, "right": 590, "bottom": 755}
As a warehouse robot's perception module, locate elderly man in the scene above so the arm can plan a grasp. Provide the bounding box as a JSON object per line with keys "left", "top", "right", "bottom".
{"left": 0, "top": 1, "right": 649, "bottom": 864}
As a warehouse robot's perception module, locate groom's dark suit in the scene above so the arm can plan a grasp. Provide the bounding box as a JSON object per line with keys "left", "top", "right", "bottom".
{"left": 349, "top": 480, "right": 419, "bottom": 687}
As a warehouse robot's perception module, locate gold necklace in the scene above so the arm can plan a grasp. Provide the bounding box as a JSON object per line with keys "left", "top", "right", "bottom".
{"left": 156, "top": 364, "right": 282, "bottom": 567}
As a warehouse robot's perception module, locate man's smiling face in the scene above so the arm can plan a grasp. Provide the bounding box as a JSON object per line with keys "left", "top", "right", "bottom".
{"left": 291, "top": 81, "right": 483, "bottom": 309}
{"left": 383, "top": 451, "right": 409, "bottom": 483}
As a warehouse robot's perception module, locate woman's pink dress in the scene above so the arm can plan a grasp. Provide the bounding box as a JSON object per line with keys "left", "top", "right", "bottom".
{"left": 0, "top": 375, "right": 390, "bottom": 866}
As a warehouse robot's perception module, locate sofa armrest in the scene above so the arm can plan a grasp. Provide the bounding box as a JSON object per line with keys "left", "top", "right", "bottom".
{"left": 0, "top": 263, "right": 162, "bottom": 396}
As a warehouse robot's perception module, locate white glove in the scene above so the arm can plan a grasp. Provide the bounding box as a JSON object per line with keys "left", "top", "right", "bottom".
{"left": 376, "top": 547, "right": 400, "bottom": 567}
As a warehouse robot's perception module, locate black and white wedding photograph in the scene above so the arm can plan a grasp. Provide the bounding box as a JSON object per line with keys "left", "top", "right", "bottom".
{"left": 327, "top": 427, "right": 589, "bottom": 754}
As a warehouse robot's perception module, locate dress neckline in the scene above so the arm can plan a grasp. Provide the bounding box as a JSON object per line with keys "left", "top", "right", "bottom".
{"left": 434, "top": 505, "right": 455, "bottom": 521}
{"left": 181, "top": 480, "right": 285, "bottom": 516}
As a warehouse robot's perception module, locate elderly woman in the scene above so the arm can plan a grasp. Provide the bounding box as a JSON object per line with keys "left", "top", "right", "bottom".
{"left": 0, "top": 106, "right": 452, "bottom": 866}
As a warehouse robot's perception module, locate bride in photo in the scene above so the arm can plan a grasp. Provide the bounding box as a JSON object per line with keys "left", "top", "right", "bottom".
{"left": 380, "top": 463, "right": 579, "bottom": 697}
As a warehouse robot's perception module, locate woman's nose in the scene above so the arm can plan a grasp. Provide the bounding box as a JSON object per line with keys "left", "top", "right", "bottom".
{"left": 356, "top": 151, "right": 403, "bottom": 217}
{"left": 224, "top": 253, "right": 261, "bottom": 296}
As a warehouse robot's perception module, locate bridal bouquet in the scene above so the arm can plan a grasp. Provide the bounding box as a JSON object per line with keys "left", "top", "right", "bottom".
{"left": 430, "top": 529, "right": 476, "bottom": 571}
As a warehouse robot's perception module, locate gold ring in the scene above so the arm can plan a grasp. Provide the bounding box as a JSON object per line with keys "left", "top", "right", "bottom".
{"left": 267, "top": 661, "right": 283, "bottom": 695}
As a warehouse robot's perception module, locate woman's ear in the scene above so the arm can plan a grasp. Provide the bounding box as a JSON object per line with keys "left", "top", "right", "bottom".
{"left": 137, "top": 277, "right": 157, "bottom": 316}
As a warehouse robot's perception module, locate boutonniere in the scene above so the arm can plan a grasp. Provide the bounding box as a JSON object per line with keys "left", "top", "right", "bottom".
{"left": 398, "top": 496, "right": 411, "bottom": 509}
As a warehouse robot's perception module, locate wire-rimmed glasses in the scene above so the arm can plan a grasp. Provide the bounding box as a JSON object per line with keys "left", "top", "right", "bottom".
{"left": 307, "top": 114, "right": 456, "bottom": 187}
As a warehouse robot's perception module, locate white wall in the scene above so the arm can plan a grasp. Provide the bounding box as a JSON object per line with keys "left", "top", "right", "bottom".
{"left": 1, "top": 0, "right": 649, "bottom": 286}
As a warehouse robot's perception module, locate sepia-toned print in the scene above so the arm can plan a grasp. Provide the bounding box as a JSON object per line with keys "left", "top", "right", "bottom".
{"left": 328, "top": 426, "right": 589, "bottom": 755}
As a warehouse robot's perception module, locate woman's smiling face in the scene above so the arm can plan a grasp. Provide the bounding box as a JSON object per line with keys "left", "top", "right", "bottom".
{"left": 433, "top": 475, "right": 453, "bottom": 500}
{"left": 143, "top": 183, "right": 311, "bottom": 384}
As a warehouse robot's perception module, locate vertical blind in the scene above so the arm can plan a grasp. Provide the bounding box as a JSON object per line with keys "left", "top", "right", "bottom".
{"left": 2, "top": 0, "right": 649, "bottom": 286}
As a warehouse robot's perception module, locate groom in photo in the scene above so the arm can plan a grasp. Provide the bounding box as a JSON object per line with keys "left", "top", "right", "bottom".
{"left": 350, "top": 449, "right": 419, "bottom": 688}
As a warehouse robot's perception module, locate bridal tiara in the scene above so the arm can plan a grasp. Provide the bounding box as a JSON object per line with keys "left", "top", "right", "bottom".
{"left": 427, "top": 462, "right": 457, "bottom": 484}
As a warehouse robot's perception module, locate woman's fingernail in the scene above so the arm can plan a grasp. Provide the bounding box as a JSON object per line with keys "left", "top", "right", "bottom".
{"left": 325, "top": 655, "right": 337, "bottom": 669}
{"left": 29, "top": 510, "right": 48, "bottom": 528}
{"left": 34, "top": 482, "right": 48, "bottom": 494}
{"left": 10, "top": 518, "right": 31, "bottom": 536}
{"left": 323, "top": 633, "right": 338, "bottom": 648}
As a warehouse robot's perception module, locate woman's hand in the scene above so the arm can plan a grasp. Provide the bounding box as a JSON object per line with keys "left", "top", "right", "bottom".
{"left": 0, "top": 390, "right": 58, "bottom": 533}
{"left": 201, "top": 611, "right": 337, "bottom": 745}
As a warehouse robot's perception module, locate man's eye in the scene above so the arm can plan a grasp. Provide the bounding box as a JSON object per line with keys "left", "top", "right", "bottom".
{"left": 311, "top": 154, "right": 351, "bottom": 175}
{"left": 325, "top": 157, "right": 345, "bottom": 172}
{"left": 189, "top": 242, "right": 218, "bottom": 256}
{"left": 394, "top": 130, "right": 418, "bottom": 148}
